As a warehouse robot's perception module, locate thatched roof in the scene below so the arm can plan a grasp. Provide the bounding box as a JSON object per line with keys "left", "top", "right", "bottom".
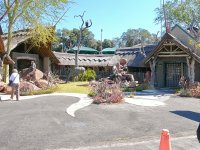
{"left": 116, "top": 44, "right": 156, "bottom": 67}
{"left": 1, "top": 29, "right": 31, "bottom": 51}
{"left": 1, "top": 29, "right": 59, "bottom": 63}
{"left": 54, "top": 52, "right": 136, "bottom": 67}
{"left": 145, "top": 32, "right": 200, "bottom": 64}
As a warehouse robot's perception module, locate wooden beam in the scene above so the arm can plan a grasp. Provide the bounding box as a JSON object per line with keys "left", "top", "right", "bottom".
{"left": 163, "top": 47, "right": 169, "bottom": 52}
{"left": 173, "top": 47, "right": 179, "bottom": 52}
{"left": 158, "top": 55, "right": 189, "bottom": 57}
{"left": 159, "top": 51, "right": 186, "bottom": 54}
{"left": 163, "top": 43, "right": 176, "bottom": 46}
{"left": 170, "top": 45, "right": 172, "bottom": 52}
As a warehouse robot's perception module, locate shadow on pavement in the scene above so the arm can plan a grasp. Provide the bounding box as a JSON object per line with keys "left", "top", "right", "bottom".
{"left": 170, "top": 110, "right": 200, "bottom": 122}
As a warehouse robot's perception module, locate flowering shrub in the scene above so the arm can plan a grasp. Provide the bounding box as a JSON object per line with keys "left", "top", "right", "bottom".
{"left": 88, "top": 79, "right": 124, "bottom": 104}
{"left": 188, "top": 82, "right": 200, "bottom": 97}
{"left": 179, "top": 82, "right": 200, "bottom": 97}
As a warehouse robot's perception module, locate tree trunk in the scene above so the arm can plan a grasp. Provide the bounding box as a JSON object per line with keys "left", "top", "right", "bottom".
{"left": 3, "top": 64, "right": 9, "bottom": 83}
{"left": 149, "top": 57, "right": 157, "bottom": 89}
{"left": 186, "top": 57, "right": 195, "bottom": 83}
{"left": 186, "top": 57, "right": 191, "bottom": 80}
{"left": 3, "top": 20, "right": 13, "bottom": 83}
{"left": 190, "top": 58, "right": 195, "bottom": 82}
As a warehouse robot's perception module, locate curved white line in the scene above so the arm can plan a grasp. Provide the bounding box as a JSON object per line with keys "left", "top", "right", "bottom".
{"left": 66, "top": 96, "right": 93, "bottom": 117}
{"left": 0, "top": 93, "right": 93, "bottom": 117}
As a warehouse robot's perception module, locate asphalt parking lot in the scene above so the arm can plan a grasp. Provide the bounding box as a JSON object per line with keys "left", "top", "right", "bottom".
{"left": 0, "top": 93, "right": 199, "bottom": 150}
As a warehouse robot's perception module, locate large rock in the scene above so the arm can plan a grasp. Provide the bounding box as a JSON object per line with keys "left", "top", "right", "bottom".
{"left": 0, "top": 81, "right": 6, "bottom": 92}
{"left": 4, "top": 81, "right": 41, "bottom": 95}
{"left": 20, "top": 68, "right": 43, "bottom": 81}
{"left": 20, "top": 81, "right": 40, "bottom": 95}
{"left": 34, "top": 79, "right": 48, "bottom": 88}
{"left": 4, "top": 86, "right": 12, "bottom": 94}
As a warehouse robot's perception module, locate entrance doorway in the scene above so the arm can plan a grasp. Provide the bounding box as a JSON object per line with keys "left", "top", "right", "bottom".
{"left": 165, "top": 63, "right": 187, "bottom": 87}
{"left": 17, "top": 59, "right": 32, "bottom": 71}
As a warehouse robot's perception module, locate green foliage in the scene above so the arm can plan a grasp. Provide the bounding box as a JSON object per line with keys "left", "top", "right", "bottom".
{"left": 84, "top": 69, "right": 96, "bottom": 81}
{"left": 102, "top": 39, "right": 114, "bottom": 49}
{"left": 135, "top": 86, "right": 143, "bottom": 91}
{"left": 57, "top": 82, "right": 89, "bottom": 94}
{"left": 120, "top": 28, "right": 157, "bottom": 47}
{"left": 78, "top": 69, "right": 96, "bottom": 81}
{"left": 154, "top": 0, "right": 200, "bottom": 28}
{"left": 122, "top": 87, "right": 135, "bottom": 92}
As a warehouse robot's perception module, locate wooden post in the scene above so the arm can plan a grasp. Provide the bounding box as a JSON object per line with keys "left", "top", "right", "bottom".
{"left": 186, "top": 57, "right": 195, "bottom": 83}
{"left": 149, "top": 57, "right": 157, "bottom": 89}
{"left": 190, "top": 58, "right": 195, "bottom": 82}
{"left": 186, "top": 57, "right": 191, "bottom": 80}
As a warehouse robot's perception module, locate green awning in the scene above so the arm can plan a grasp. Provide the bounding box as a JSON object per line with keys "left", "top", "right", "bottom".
{"left": 102, "top": 47, "right": 116, "bottom": 54}
{"left": 68, "top": 46, "right": 98, "bottom": 54}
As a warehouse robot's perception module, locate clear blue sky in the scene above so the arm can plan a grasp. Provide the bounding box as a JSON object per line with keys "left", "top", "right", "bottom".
{"left": 56, "top": 0, "right": 162, "bottom": 40}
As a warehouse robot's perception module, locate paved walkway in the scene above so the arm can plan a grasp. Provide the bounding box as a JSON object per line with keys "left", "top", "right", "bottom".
{"left": 0, "top": 90, "right": 199, "bottom": 150}
{"left": 1, "top": 89, "right": 175, "bottom": 117}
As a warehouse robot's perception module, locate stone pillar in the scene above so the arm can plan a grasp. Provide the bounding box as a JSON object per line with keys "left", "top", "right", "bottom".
{"left": 43, "top": 57, "right": 51, "bottom": 74}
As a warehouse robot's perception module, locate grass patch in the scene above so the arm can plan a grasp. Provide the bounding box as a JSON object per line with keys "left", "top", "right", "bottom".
{"left": 55, "top": 82, "right": 89, "bottom": 94}
{"left": 21, "top": 81, "right": 90, "bottom": 96}
{"left": 31, "top": 86, "right": 60, "bottom": 95}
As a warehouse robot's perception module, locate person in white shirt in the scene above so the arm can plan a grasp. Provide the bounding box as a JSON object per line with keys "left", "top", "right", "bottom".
{"left": 9, "top": 69, "right": 20, "bottom": 101}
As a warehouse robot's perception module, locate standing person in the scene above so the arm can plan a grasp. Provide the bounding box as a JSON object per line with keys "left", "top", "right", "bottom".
{"left": 9, "top": 69, "right": 20, "bottom": 101}
{"left": 31, "top": 60, "right": 36, "bottom": 71}
{"left": 30, "top": 60, "right": 36, "bottom": 81}
{"left": 197, "top": 123, "right": 200, "bottom": 143}
{"left": 28, "top": 60, "right": 36, "bottom": 81}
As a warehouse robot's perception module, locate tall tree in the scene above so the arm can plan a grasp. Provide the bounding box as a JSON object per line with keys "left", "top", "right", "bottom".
{"left": 102, "top": 39, "right": 114, "bottom": 49}
{"left": 54, "top": 28, "right": 97, "bottom": 51}
{"left": 154, "top": 0, "right": 200, "bottom": 46}
{"left": 120, "top": 28, "right": 155, "bottom": 47}
{"left": 0, "top": 0, "right": 69, "bottom": 82}
{"left": 155, "top": 0, "right": 200, "bottom": 28}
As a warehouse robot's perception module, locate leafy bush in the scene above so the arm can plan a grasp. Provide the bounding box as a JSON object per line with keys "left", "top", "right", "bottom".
{"left": 78, "top": 68, "right": 96, "bottom": 81}
{"left": 88, "top": 79, "right": 124, "bottom": 104}
{"left": 135, "top": 86, "right": 143, "bottom": 91}
{"left": 122, "top": 87, "right": 135, "bottom": 92}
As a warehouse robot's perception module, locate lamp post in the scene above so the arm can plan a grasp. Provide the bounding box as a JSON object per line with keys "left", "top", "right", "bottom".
{"left": 74, "top": 11, "right": 92, "bottom": 68}
{"left": 100, "top": 29, "right": 103, "bottom": 54}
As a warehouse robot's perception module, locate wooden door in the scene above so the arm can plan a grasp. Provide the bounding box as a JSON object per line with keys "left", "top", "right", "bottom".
{"left": 165, "top": 63, "right": 186, "bottom": 87}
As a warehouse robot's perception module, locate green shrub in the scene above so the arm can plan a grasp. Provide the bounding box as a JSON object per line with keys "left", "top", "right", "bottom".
{"left": 78, "top": 69, "right": 96, "bottom": 81}
{"left": 122, "top": 87, "right": 135, "bottom": 92}
{"left": 135, "top": 86, "right": 143, "bottom": 91}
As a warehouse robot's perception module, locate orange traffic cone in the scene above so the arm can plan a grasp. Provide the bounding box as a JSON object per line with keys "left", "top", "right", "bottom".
{"left": 159, "top": 129, "right": 171, "bottom": 150}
